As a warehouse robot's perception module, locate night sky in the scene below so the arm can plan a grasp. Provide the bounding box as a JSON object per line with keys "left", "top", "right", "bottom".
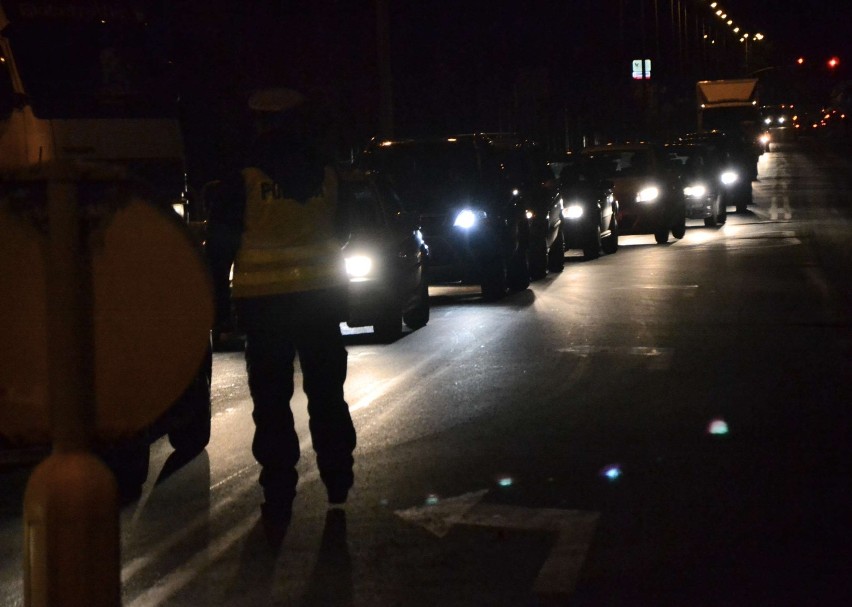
{"left": 64, "top": 0, "right": 847, "bottom": 180}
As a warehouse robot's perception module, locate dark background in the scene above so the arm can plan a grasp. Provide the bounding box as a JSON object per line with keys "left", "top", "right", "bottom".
{"left": 161, "top": 1, "right": 851, "bottom": 186}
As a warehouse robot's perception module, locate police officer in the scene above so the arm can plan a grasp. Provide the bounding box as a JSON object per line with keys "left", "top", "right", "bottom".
{"left": 206, "top": 88, "right": 355, "bottom": 535}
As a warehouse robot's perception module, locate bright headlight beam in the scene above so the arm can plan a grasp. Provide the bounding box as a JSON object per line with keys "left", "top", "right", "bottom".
{"left": 683, "top": 184, "right": 707, "bottom": 198}
{"left": 345, "top": 255, "right": 373, "bottom": 278}
{"left": 636, "top": 186, "right": 659, "bottom": 203}
{"left": 454, "top": 209, "right": 478, "bottom": 229}
{"left": 562, "top": 204, "right": 584, "bottom": 219}
{"left": 720, "top": 171, "right": 738, "bottom": 185}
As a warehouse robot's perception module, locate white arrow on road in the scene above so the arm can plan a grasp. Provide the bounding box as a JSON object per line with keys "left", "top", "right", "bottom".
{"left": 395, "top": 490, "right": 599, "bottom": 598}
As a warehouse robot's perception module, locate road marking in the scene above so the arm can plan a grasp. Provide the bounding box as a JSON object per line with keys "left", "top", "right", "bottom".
{"left": 124, "top": 511, "right": 258, "bottom": 607}
{"left": 395, "top": 490, "right": 599, "bottom": 600}
{"left": 557, "top": 346, "right": 673, "bottom": 370}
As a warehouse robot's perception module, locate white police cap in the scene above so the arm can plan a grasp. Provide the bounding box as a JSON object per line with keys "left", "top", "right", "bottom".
{"left": 247, "top": 88, "right": 305, "bottom": 113}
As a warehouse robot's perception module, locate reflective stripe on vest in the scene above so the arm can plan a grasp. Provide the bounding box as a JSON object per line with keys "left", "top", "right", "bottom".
{"left": 232, "top": 167, "right": 346, "bottom": 298}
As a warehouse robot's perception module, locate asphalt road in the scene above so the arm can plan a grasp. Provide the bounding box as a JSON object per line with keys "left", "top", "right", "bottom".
{"left": 1, "top": 137, "right": 850, "bottom": 606}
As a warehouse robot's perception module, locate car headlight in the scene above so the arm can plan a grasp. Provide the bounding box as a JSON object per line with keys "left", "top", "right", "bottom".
{"left": 759, "top": 133, "right": 770, "bottom": 145}
{"left": 562, "top": 203, "right": 584, "bottom": 219}
{"left": 453, "top": 208, "right": 486, "bottom": 229}
{"left": 171, "top": 200, "right": 186, "bottom": 218}
{"left": 720, "top": 171, "right": 738, "bottom": 185}
{"left": 764, "top": 117, "right": 772, "bottom": 124}
{"left": 636, "top": 186, "right": 659, "bottom": 203}
{"left": 683, "top": 184, "right": 707, "bottom": 198}
{"left": 345, "top": 255, "right": 373, "bottom": 278}
{"left": 525, "top": 209, "right": 535, "bottom": 220}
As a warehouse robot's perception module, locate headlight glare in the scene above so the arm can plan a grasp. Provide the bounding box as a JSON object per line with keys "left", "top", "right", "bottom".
{"left": 453, "top": 208, "right": 485, "bottom": 229}
{"left": 720, "top": 171, "right": 738, "bottom": 185}
{"left": 562, "top": 204, "right": 584, "bottom": 219}
{"left": 636, "top": 186, "right": 659, "bottom": 203}
{"left": 683, "top": 184, "right": 707, "bottom": 198}
{"left": 345, "top": 255, "right": 373, "bottom": 278}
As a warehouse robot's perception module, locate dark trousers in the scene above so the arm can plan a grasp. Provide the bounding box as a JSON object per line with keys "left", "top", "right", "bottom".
{"left": 236, "top": 289, "right": 355, "bottom": 506}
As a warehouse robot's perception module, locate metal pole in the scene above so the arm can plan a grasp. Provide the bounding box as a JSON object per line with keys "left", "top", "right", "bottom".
{"left": 23, "top": 168, "right": 120, "bottom": 607}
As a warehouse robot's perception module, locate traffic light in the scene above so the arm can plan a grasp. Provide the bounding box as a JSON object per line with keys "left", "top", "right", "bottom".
{"left": 827, "top": 56, "right": 840, "bottom": 69}
{"left": 796, "top": 57, "right": 805, "bottom": 65}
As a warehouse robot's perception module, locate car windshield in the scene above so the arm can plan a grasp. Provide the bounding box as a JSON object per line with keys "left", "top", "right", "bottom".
{"left": 3, "top": 1, "right": 178, "bottom": 119}
{"left": 361, "top": 141, "right": 492, "bottom": 212}
{"left": 667, "top": 147, "right": 717, "bottom": 178}
{"left": 338, "top": 180, "right": 385, "bottom": 235}
{"left": 584, "top": 150, "right": 654, "bottom": 178}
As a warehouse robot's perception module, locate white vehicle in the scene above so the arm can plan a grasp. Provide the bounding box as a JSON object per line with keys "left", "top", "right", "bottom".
{"left": 696, "top": 78, "right": 764, "bottom": 180}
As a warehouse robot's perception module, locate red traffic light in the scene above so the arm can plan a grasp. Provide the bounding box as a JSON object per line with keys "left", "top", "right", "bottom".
{"left": 828, "top": 56, "right": 840, "bottom": 69}
{"left": 796, "top": 57, "right": 805, "bottom": 65}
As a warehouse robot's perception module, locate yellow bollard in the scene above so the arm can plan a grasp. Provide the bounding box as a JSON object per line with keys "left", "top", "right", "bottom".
{"left": 23, "top": 450, "right": 120, "bottom": 607}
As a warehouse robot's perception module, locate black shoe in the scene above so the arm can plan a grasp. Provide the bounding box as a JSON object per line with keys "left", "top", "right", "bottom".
{"left": 260, "top": 502, "right": 292, "bottom": 548}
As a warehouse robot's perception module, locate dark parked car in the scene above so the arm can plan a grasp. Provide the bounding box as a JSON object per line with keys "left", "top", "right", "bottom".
{"left": 336, "top": 170, "right": 430, "bottom": 341}
{"left": 665, "top": 142, "right": 728, "bottom": 227}
{"left": 485, "top": 134, "right": 564, "bottom": 280}
{"left": 553, "top": 154, "right": 619, "bottom": 258}
{"left": 678, "top": 131, "right": 755, "bottom": 212}
{"left": 582, "top": 143, "right": 686, "bottom": 244}
{"left": 358, "top": 134, "right": 533, "bottom": 300}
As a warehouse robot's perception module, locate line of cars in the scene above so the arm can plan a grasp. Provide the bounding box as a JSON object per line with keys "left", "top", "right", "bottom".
{"left": 341, "top": 133, "right": 612, "bottom": 340}
{"left": 340, "top": 130, "right": 759, "bottom": 341}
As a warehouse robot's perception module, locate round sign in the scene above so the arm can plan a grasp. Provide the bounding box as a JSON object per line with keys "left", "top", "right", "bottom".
{"left": 0, "top": 196, "right": 213, "bottom": 444}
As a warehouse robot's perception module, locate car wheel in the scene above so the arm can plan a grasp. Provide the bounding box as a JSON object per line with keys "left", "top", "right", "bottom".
{"left": 528, "top": 234, "right": 548, "bottom": 280}
{"left": 671, "top": 216, "right": 686, "bottom": 239}
{"left": 547, "top": 228, "right": 565, "bottom": 273}
{"left": 403, "top": 279, "right": 430, "bottom": 330}
{"left": 583, "top": 225, "right": 601, "bottom": 259}
{"left": 506, "top": 243, "right": 530, "bottom": 292}
{"left": 168, "top": 343, "right": 213, "bottom": 454}
{"left": 481, "top": 255, "right": 507, "bottom": 300}
{"left": 601, "top": 218, "right": 619, "bottom": 255}
{"left": 654, "top": 229, "right": 669, "bottom": 244}
{"left": 168, "top": 376, "right": 212, "bottom": 455}
{"left": 373, "top": 306, "right": 403, "bottom": 342}
{"left": 717, "top": 202, "right": 727, "bottom": 225}
{"left": 101, "top": 441, "right": 150, "bottom": 500}
{"left": 736, "top": 186, "right": 753, "bottom": 213}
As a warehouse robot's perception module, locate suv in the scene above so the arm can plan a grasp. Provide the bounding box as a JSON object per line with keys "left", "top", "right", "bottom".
{"left": 582, "top": 143, "right": 686, "bottom": 244}
{"left": 487, "top": 134, "right": 564, "bottom": 280}
{"left": 678, "top": 131, "right": 755, "bottom": 213}
{"left": 665, "top": 141, "right": 728, "bottom": 227}
{"left": 359, "top": 134, "right": 548, "bottom": 299}
{"left": 336, "top": 170, "right": 430, "bottom": 341}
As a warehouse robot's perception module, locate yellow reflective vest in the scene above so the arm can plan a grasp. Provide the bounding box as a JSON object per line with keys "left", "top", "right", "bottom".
{"left": 231, "top": 166, "right": 346, "bottom": 298}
